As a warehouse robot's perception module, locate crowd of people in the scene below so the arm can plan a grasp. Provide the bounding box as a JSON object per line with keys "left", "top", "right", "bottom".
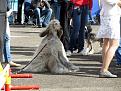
{"left": 2, "top": 0, "right": 121, "bottom": 78}
{"left": 16, "top": 0, "right": 52, "bottom": 27}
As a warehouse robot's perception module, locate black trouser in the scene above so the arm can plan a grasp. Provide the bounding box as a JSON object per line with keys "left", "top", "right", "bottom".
{"left": 60, "top": 1, "right": 71, "bottom": 51}
{"left": 17, "top": 0, "right": 24, "bottom": 24}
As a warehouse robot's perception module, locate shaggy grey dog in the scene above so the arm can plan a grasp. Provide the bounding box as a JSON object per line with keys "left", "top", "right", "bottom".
{"left": 20, "top": 19, "right": 80, "bottom": 74}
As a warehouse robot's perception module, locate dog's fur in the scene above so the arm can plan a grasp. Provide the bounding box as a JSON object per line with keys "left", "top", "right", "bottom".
{"left": 85, "top": 25, "right": 103, "bottom": 51}
{"left": 21, "top": 19, "right": 79, "bottom": 74}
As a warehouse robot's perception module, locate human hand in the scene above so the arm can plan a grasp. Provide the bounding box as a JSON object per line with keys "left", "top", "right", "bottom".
{"left": 117, "top": 1, "right": 121, "bottom": 8}
{"left": 6, "top": 9, "right": 13, "bottom": 17}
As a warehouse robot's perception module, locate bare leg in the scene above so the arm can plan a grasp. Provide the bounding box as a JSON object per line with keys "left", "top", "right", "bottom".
{"left": 102, "top": 38, "right": 109, "bottom": 66}
{"left": 101, "top": 38, "right": 119, "bottom": 72}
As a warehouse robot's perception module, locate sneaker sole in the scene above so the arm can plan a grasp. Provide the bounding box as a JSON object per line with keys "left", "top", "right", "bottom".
{"left": 99, "top": 75, "right": 117, "bottom": 78}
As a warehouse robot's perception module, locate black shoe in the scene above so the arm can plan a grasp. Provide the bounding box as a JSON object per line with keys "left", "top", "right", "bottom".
{"left": 42, "top": 23, "right": 47, "bottom": 27}
{"left": 38, "top": 25, "right": 42, "bottom": 28}
{"left": 15, "top": 22, "right": 22, "bottom": 25}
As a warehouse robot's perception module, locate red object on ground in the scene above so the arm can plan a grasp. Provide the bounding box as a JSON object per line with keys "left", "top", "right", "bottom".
{"left": 11, "top": 74, "right": 32, "bottom": 78}
{"left": 5, "top": 84, "right": 10, "bottom": 91}
{"left": 2, "top": 85, "right": 40, "bottom": 90}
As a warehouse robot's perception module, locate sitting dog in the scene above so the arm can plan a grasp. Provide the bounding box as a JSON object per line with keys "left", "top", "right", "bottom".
{"left": 19, "top": 19, "right": 79, "bottom": 74}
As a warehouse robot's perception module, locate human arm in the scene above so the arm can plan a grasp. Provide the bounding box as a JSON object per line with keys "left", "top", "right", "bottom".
{"left": 117, "top": 0, "right": 121, "bottom": 8}
{"left": 105, "top": 0, "right": 119, "bottom": 5}
{"left": 42, "top": 0, "right": 50, "bottom": 8}
{"left": 104, "top": 0, "right": 121, "bottom": 8}
{"left": 6, "top": 0, "right": 12, "bottom": 17}
{"left": 6, "top": 9, "right": 13, "bottom": 17}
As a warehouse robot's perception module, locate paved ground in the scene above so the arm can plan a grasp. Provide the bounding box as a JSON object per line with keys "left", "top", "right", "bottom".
{"left": 3, "top": 25, "right": 121, "bottom": 91}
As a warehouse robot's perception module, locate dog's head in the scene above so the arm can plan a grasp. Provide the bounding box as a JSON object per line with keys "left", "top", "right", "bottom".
{"left": 86, "top": 25, "right": 92, "bottom": 33}
{"left": 40, "top": 19, "right": 63, "bottom": 39}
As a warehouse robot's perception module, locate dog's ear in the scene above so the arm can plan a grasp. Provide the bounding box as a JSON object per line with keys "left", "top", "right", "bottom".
{"left": 39, "top": 29, "right": 49, "bottom": 37}
{"left": 39, "top": 23, "right": 53, "bottom": 37}
{"left": 57, "top": 28, "right": 63, "bottom": 39}
{"left": 87, "top": 25, "right": 92, "bottom": 33}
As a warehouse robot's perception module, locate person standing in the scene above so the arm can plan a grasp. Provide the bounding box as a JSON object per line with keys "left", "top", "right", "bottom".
{"left": 4, "top": 0, "right": 21, "bottom": 67}
{"left": 97, "top": 0, "right": 121, "bottom": 78}
{"left": 115, "top": 17, "right": 121, "bottom": 67}
{"left": 4, "top": 10, "right": 21, "bottom": 67}
{"left": 115, "top": 39, "right": 121, "bottom": 67}
{"left": 68, "top": 0, "right": 93, "bottom": 54}
{"left": 24, "top": 0, "right": 32, "bottom": 24}
{"left": 0, "top": 0, "right": 8, "bottom": 62}
{"left": 60, "top": 0, "right": 72, "bottom": 56}
{"left": 50, "top": 0, "right": 62, "bottom": 20}
{"left": 17, "top": 0, "right": 24, "bottom": 24}
{"left": 50, "top": 0, "right": 74, "bottom": 56}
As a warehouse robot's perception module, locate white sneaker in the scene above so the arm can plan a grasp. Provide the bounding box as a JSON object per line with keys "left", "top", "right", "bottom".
{"left": 73, "top": 49, "right": 78, "bottom": 53}
{"left": 99, "top": 71, "right": 117, "bottom": 78}
{"left": 66, "top": 50, "right": 72, "bottom": 56}
{"left": 79, "top": 48, "right": 94, "bottom": 55}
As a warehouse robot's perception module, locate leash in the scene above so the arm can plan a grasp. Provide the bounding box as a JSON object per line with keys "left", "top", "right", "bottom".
{"left": 16, "top": 43, "right": 48, "bottom": 73}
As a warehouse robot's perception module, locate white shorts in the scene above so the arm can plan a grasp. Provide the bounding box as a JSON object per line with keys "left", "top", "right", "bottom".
{"left": 96, "top": 15, "right": 120, "bottom": 39}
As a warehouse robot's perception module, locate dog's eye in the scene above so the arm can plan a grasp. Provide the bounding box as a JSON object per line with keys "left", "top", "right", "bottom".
{"left": 54, "top": 22, "right": 58, "bottom": 25}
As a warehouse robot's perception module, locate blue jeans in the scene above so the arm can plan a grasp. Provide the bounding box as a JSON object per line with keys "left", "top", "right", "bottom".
{"left": 115, "top": 39, "right": 121, "bottom": 65}
{"left": 3, "top": 19, "right": 11, "bottom": 63}
{"left": 3, "top": 33, "right": 11, "bottom": 63}
{"left": 69, "top": 5, "right": 88, "bottom": 52}
{"left": 115, "top": 17, "right": 121, "bottom": 65}
{"left": 34, "top": 7, "right": 52, "bottom": 26}
{"left": 51, "top": 2, "right": 61, "bottom": 20}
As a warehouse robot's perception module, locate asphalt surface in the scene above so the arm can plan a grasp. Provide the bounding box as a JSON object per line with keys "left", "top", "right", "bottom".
{"left": 3, "top": 25, "right": 121, "bottom": 91}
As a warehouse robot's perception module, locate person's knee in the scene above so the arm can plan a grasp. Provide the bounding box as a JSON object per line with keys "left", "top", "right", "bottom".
{"left": 110, "top": 39, "right": 119, "bottom": 48}
{"left": 46, "top": 8, "right": 52, "bottom": 16}
{"left": 34, "top": 8, "right": 40, "bottom": 16}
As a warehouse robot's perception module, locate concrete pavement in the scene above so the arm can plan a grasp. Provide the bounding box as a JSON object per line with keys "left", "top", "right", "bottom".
{"left": 8, "top": 26, "right": 121, "bottom": 91}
